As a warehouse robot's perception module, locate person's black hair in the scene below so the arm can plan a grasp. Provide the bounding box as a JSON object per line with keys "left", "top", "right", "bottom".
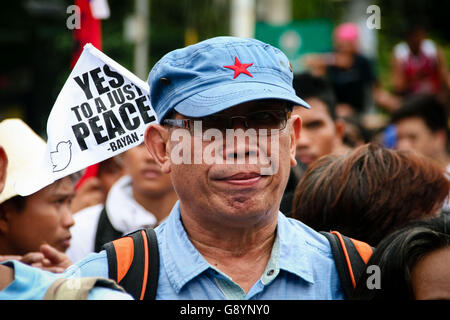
{"left": 0, "top": 195, "right": 26, "bottom": 213}
{"left": 402, "top": 16, "right": 429, "bottom": 38}
{"left": 341, "top": 116, "right": 371, "bottom": 147}
{"left": 0, "top": 175, "right": 78, "bottom": 216}
{"left": 391, "top": 94, "right": 449, "bottom": 136}
{"left": 352, "top": 215, "right": 450, "bottom": 300}
{"left": 293, "top": 72, "right": 337, "bottom": 120}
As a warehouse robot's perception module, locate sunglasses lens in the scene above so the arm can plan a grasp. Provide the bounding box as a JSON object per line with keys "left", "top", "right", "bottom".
{"left": 248, "top": 111, "right": 286, "bottom": 129}
{"left": 165, "top": 110, "right": 288, "bottom": 135}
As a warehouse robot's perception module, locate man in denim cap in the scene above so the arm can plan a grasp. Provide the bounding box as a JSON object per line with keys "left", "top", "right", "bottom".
{"left": 66, "top": 37, "right": 346, "bottom": 299}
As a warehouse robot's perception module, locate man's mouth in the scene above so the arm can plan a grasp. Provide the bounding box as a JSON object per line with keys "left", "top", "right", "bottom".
{"left": 296, "top": 153, "right": 314, "bottom": 165}
{"left": 215, "top": 172, "right": 263, "bottom": 186}
{"left": 141, "top": 165, "right": 163, "bottom": 179}
{"left": 59, "top": 235, "right": 72, "bottom": 251}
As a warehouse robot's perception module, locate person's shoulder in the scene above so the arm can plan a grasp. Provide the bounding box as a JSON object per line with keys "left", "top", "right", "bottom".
{"left": 0, "top": 260, "right": 60, "bottom": 299}
{"left": 64, "top": 250, "right": 109, "bottom": 278}
{"left": 393, "top": 42, "right": 410, "bottom": 61}
{"left": 70, "top": 203, "right": 104, "bottom": 234}
{"left": 421, "top": 39, "right": 438, "bottom": 58}
{"left": 279, "top": 214, "right": 332, "bottom": 255}
{"left": 67, "top": 204, "right": 104, "bottom": 261}
{"left": 73, "top": 203, "right": 104, "bottom": 223}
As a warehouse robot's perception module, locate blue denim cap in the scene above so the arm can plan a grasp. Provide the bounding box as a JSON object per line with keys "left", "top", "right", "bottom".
{"left": 148, "top": 36, "right": 310, "bottom": 122}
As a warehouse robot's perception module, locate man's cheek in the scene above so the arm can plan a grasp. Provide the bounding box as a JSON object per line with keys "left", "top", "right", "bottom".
{"left": 169, "top": 130, "right": 194, "bottom": 165}
{"left": 259, "top": 131, "right": 289, "bottom": 176}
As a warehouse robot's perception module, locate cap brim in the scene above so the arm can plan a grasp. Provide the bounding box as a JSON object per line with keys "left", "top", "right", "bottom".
{"left": 173, "top": 81, "right": 310, "bottom": 118}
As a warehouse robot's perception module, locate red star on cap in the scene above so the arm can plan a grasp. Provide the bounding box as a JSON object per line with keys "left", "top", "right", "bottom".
{"left": 224, "top": 56, "right": 253, "bottom": 79}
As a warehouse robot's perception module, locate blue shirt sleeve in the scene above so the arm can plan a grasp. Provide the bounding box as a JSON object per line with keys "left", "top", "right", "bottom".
{"left": 64, "top": 250, "right": 109, "bottom": 279}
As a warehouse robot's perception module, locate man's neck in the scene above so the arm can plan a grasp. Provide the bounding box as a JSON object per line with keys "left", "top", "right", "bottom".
{"left": 333, "top": 141, "right": 351, "bottom": 156}
{"left": 438, "top": 154, "right": 450, "bottom": 169}
{"left": 428, "top": 151, "right": 450, "bottom": 171}
{"left": 180, "top": 206, "right": 278, "bottom": 293}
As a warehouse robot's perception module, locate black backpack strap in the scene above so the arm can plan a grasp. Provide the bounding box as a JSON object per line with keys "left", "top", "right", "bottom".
{"left": 320, "top": 231, "right": 374, "bottom": 299}
{"left": 94, "top": 206, "right": 123, "bottom": 252}
{"left": 102, "top": 228, "right": 160, "bottom": 300}
{"left": 144, "top": 227, "right": 160, "bottom": 300}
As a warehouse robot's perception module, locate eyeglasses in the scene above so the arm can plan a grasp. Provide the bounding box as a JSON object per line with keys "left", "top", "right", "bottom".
{"left": 164, "top": 110, "right": 291, "bottom": 135}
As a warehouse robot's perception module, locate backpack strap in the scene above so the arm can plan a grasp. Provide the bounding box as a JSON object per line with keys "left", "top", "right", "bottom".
{"left": 43, "top": 277, "right": 126, "bottom": 300}
{"left": 320, "top": 231, "right": 374, "bottom": 299}
{"left": 102, "top": 228, "right": 160, "bottom": 300}
{"left": 94, "top": 206, "right": 123, "bottom": 252}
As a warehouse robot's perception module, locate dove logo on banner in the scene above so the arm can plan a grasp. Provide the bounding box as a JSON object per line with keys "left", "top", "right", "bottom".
{"left": 15, "top": 43, "right": 158, "bottom": 196}
{"left": 51, "top": 141, "right": 72, "bottom": 172}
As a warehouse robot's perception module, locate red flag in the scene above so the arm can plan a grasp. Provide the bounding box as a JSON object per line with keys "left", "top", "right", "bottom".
{"left": 70, "top": 0, "right": 102, "bottom": 69}
{"left": 75, "top": 162, "right": 100, "bottom": 189}
{"left": 71, "top": 0, "right": 106, "bottom": 187}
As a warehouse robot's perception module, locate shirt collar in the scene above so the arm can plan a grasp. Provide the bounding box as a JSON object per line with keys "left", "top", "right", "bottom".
{"left": 161, "top": 202, "right": 315, "bottom": 293}
{"left": 276, "top": 212, "right": 315, "bottom": 284}
{"left": 160, "top": 201, "right": 211, "bottom": 293}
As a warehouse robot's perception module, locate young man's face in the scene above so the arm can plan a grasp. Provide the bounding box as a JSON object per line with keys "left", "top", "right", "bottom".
{"left": 122, "top": 143, "right": 174, "bottom": 198}
{"left": 293, "top": 98, "right": 342, "bottom": 166}
{"left": 411, "top": 246, "right": 450, "bottom": 300}
{"left": 0, "top": 177, "right": 75, "bottom": 254}
{"left": 395, "top": 117, "right": 443, "bottom": 160}
{"left": 97, "top": 157, "right": 124, "bottom": 196}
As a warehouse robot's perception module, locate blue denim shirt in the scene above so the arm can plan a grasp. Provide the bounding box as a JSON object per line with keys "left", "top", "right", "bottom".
{"left": 64, "top": 201, "right": 344, "bottom": 299}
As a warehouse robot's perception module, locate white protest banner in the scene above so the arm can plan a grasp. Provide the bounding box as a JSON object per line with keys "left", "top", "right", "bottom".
{"left": 15, "top": 43, "right": 157, "bottom": 196}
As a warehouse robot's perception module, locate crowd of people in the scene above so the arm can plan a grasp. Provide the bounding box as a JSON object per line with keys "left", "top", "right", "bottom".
{"left": 0, "top": 22, "right": 449, "bottom": 301}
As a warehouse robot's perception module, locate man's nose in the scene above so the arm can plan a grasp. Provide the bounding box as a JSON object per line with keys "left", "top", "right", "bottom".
{"left": 223, "top": 129, "right": 259, "bottom": 162}
{"left": 296, "top": 130, "right": 312, "bottom": 148}
{"left": 396, "top": 139, "right": 412, "bottom": 151}
{"left": 63, "top": 207, "right": 75, "bottom": 229}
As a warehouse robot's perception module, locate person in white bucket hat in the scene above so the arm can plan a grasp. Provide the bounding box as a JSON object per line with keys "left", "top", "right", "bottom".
{"left": 0, "top": 125, "right": 134, "bottom": 300}
{"left": 0, "top": 119, "right": 76, "bottom": 257}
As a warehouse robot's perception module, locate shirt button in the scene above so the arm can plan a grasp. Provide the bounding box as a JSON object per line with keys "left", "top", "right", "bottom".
{"left": 266, "top": 269, "right": 275, "bottom": 276}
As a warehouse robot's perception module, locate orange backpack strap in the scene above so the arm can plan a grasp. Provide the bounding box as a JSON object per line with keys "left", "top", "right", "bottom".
{"left": 102, "top": 228, "right": 159, "bottom": 300}
{"left": 320, "top": 231, "right": 374, "bottom": 299}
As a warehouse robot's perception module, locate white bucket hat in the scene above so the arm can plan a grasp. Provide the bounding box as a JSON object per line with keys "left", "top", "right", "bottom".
{"left": 0, "top": 119, "right": 53, "bottom": 204}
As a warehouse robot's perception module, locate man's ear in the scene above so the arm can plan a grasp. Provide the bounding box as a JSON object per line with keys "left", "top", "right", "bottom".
{"left": 145, "top": 124, "right": 171, "bottom": 173}
{"left": 434, "top": 129, "right": 448, "bottom": 150}
{"left": 0, "top": 147, "right": 7, "bottom": 194}
{"left": 334, "top": 119, "right": 346, "bottom": 140}
{"left": 289, "top": 115, "right": 302, "bottom": 167}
